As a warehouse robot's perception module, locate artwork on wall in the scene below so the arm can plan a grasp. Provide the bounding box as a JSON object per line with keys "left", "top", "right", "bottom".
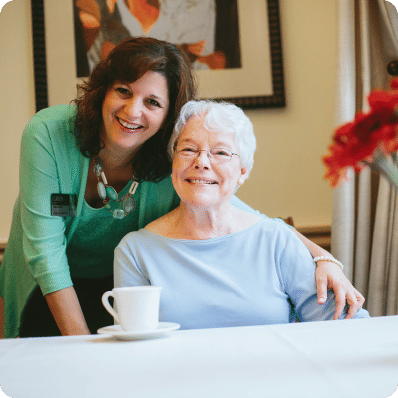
{"left": 74, "top": 0, "right": 242, "bottom": 76}
{"left": 31, "top": 0, "right": 285, "bottom": 110}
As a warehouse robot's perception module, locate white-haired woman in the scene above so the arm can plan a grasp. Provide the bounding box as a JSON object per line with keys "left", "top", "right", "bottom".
{"left": 114, "top": 100, "right": 369, "bottom": 329}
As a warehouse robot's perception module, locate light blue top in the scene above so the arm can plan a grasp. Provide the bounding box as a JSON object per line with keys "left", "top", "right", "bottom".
{"left": 115, "top": 216, "right": 369, "bottom": 329}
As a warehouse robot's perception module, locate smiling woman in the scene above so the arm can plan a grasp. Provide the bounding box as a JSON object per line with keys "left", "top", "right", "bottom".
{"left": 114, "top": 100, "right": 370, "bottom": 329}
{"left": 0, "top": 37, "right": 196, "bottom": 338}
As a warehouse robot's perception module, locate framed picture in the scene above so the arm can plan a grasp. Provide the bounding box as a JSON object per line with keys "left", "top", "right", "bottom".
{"left": 31, "top": 0, "right": 285, "bottom": 111}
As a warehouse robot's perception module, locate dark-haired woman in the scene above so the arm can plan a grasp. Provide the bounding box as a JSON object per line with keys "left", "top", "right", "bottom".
{"left": 0, "top": 37, "right": 363, "bottom": 338}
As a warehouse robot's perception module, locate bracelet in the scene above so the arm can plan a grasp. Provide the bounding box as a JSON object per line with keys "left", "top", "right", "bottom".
{"left": 313, "top": 256, "right": 344, "bottom": 270}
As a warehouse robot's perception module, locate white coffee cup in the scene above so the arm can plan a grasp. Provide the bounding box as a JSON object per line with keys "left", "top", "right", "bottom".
{"left": 102, "top": 286, "right": 162, "bottom": 332}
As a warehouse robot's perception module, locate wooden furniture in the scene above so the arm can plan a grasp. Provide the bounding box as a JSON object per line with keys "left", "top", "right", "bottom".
{"left": 282, "top": 217, "right": 331, "bottom": 252}
{"left": 0, "top": 243, "right": 5, "bottom": 266}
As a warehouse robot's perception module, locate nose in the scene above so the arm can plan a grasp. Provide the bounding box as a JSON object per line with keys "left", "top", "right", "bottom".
{"left": 123, "top": 96, "right": 142, "bottom": 118}
{"left": 194, "top": 150, "right": 211, "bottom": 169}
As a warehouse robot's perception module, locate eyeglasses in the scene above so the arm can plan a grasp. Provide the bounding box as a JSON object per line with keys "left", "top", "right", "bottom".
{"left": 175, "top": 145, "right": 240, "bottom": 163}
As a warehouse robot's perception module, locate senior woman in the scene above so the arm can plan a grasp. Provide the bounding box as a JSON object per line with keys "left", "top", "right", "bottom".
{"left": 0, "top": 38, "right": 362, "bottom": 338}
{"left": 114, "top": 100, "right": 369, "bottom": 328}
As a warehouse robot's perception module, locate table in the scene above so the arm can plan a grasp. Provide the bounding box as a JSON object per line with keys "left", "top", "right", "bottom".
{"left": 0, "top": 316, "right": 397, "bottom": 398}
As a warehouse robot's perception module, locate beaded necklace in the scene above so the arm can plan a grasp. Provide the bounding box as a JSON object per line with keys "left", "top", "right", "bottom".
{"left": 93, "top": 157, "right": 139, "bottom": 219}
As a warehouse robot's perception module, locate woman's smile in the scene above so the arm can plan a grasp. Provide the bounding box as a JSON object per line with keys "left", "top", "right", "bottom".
{"left": 185, "top": 178, "right": 218, "bottom": 185}
{"left": 115, "top": 116, "right": 145, "bottom": 132}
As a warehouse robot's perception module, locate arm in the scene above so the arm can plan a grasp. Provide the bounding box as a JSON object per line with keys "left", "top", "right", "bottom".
{"left": 292, "top": 229, "right": 365, "bottom": 319}
{"left": 19, "top": 108, "right": 83, "bottom": 333}
{"left": 0, "top": 295, "right": 4, "bottom": 339}
{"left": 280, "top": 229, "right": 369, "bottom": 322}
{"left": 230, "top": 196, "right": 365, "bottom": 318}
{"left": 45, "top": 287, "right": 90, "bottom": 336}
{"left": 114, "top": 236, "right": 150, "bottom": 288}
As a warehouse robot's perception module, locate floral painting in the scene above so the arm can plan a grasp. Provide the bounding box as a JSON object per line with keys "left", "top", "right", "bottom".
{"left": 73, "top": 0, "right": 242, "bottom": 77}
{"left": 31, "top": 0, "right": 284, "bottom": 109}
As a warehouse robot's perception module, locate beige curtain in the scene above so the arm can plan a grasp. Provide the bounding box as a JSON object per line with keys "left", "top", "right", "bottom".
{"left": 332, "top": 0, "right": 398, "bottom": 316}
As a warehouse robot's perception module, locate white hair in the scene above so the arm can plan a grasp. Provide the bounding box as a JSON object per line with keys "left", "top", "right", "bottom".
{"left": 168, "top": 100, "right": 257, "bottom": 175}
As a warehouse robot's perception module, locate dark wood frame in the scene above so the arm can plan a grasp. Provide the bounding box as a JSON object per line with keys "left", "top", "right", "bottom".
{"left": 31, "top": 0, "right": 285, "bottom": 111}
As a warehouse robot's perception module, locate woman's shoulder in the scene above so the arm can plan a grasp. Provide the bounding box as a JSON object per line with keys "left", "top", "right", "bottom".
{"left": 233, "top": 208, "right": 264, "bottom": 231}
{"left": 24, "top": 105, "right": 77, "bottom": 137}
{"left": 117, "top": 226, "right": 160, "bottom": 254}
{"left": 239, "top": 214, "right": 298, "bottom": 245}
{"left": 258, "top": 215, "right": 297, "bottom": 234}
{"left": 144, "top": 210, "right": 177, "bottom": 235}
{"left": 31, "top": 104, "right": 76, "bottom": 123}
{"left": 234, "top": 209, "right": 294, "bottom": 230}
{"left": 20, "top": 105, "right": 79, "bottom": 158}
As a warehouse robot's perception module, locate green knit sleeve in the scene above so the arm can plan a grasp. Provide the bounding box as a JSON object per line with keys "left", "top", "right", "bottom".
{"left": 19, "top": 106, "right": 78, "bottom": 294}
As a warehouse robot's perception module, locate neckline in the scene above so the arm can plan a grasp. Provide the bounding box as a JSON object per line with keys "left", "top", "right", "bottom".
{"left": 84, "top": 179, "right": 137, "bottom": 211}
{"left": 144, "top": 215, "right": 267, "bottom": 242}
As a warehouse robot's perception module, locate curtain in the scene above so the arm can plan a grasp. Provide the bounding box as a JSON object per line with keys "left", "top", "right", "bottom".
{"left": 332, "top": 0, "right": 398, "bottom": 316}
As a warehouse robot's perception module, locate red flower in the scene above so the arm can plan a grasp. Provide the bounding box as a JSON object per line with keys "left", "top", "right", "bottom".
{"left": 323, "top": 79, "right": 398, "bottom": 187}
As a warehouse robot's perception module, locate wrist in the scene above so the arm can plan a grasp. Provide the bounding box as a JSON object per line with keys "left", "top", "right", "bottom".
{"left": 62, "top": 325, "right": 91, "bottom": 336}
{"left": 313, "top": 256, "right": 344, "bottom": 270}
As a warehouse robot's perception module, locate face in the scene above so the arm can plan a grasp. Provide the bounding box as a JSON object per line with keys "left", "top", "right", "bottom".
{"left": 101, "top": 71, "right": 169, "bottom": 155}
{"left": 171, "top": 114, "right": 248, "bottom": 209}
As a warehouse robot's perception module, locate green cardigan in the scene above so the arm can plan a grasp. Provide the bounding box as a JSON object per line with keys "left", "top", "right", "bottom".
{"left": 0, "top": 105, "right": 181, "bottom": 338}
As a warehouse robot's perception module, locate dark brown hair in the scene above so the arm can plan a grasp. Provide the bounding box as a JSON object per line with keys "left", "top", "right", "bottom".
{"left": 74, "top": 37, "right": 196, "bottom": 182}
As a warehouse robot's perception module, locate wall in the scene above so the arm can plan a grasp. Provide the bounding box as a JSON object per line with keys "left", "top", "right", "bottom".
{"left": 237, "top": 0, "right": 336, "bottom": 227}
{"left": 0, "top": 0, "right": 336, "bottom": 244}
{"left": 0, "top": 0, "right": 35, "bottom": 243}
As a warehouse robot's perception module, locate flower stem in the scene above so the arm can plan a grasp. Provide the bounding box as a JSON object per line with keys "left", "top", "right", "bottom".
{"left": 363, "top": 149, "right": 398, "bottom": 189}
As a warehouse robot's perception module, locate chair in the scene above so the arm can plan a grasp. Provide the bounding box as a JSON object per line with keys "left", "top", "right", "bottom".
{"left": 282, "top": 217, "right": 294, "bottom": 227}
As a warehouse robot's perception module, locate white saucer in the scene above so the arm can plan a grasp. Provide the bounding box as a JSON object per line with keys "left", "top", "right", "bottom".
{"left": 97, "top": 322, "right": 181, "bottom": 340}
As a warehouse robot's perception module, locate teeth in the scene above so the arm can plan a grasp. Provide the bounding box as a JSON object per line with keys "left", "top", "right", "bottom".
{"left": 189, "top": 179, "right": 216, "bottom": 184}
{"left": 117, "top": 117, "right": 142, "bottom": 130}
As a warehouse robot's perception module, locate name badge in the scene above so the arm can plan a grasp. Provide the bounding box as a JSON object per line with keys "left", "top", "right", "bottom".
{"left": 51, "top": 194, "right": 77, "bottom": 217}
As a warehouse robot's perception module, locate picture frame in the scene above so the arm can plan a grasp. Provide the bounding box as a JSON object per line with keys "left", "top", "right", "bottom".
{"left": 31, "top": 0, "right": 285, "bottom": 111}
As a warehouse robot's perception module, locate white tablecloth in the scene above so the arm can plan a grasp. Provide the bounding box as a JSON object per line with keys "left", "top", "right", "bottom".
{"left": 0, "top": 316, "right": 397, "bottom": 398}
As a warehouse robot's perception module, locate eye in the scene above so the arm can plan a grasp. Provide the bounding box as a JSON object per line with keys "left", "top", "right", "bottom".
{"left": 213, "top": 148, "right": 231, "bottom": 157}
{"left": 177, "top": 145, "right": 198, "bottom": 156}
{"left": 181, "top": 146, "right": 197, "bottom": 153}
{"left": 146, "top": 98, "right": 162, "bottom": 108}
{"left": 115, "top": 86, "right": 130, "bottom": 97}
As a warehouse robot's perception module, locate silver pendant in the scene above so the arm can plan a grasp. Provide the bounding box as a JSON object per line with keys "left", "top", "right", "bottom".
{"left": 94, "top": 156, "right": 139, "bottom": 219}
{"left": 97, "top": 181, "right": 107, "bottom": 200}
{"left": 112, "top": 209, "right": 125, "bottom": 219}
{"left": 123, "top": 195, "right": 136, "bottom": 214}
{"left": 93, "top": 163, "right": 101, "bottom": 178}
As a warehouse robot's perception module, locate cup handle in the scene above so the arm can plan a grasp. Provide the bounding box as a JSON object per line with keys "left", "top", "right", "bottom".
{"left": 101, "top": 291, "right": 120, "bottom": 324}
